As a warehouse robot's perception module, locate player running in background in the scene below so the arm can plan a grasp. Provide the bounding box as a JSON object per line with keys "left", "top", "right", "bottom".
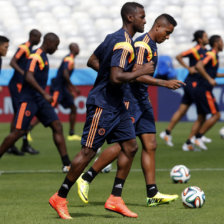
{"left": 0, "top": 33, "right": 71, "bottom": 172}
{"left": 8, "top": 29, "right": 41, "bottom": 155}
{"left": 160, "top": 30, "right": 211, "bottom": 150}
{"left": 0, "top": 35, "right": 9, "bottom": 72}
{"left": 77, "top": 14, "right": 184, "bottom": 207}
{"left": 193, "top": 35, "right": 224, "bottom": 150}
{"left": 49, "top": 2, "right": 155, "bottom": 219}
{"left": 50, "top": 43, "right": 81, "bottom": 141}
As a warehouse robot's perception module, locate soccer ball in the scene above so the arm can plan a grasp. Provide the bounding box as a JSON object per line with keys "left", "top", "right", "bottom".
{"left": 101, "top": 163, "right": 112, "bottom": 173}
{"left": 219, "top": 127, "right": 224, "bottom": 139}
{"left": 182, "top": 186, "right": 205, "bottom": 208}
{"left": 170, "top": 165, "right": 190, "bottom": 183}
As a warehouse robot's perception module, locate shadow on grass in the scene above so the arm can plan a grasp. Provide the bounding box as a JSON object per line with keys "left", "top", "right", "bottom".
{"left": 70, "top": 212, "right": 116, "bottom": 218}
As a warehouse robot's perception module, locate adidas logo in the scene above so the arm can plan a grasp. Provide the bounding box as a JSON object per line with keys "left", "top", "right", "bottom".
{"left": 115, "top": 184, "right": 122, "bottom": 189}
{"left": 62, "top": 184, "right": 69, "bottom": 189}
{"left": 87, "top": 171, "right": 93, "bottom": 177}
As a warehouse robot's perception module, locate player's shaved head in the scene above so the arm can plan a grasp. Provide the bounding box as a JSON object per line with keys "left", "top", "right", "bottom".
{"left": 29, "top": 29, "right": 41, "bottom": 45}
{"left": 69, "top": 43, "right": 79, "bottom": 55}
{"left": 209, "top": 35, "right": 221, "bottom": 47}
{"left": 42, "top": 32, "right": 60, "bottom": 54}
{"left": 43, "top": 33, "right": 59, "bottom": 43}
{"left": 154, "top": 14, "right": 177, "bottom": 28}
{"left": 121, "top": 2, "right": 144, "bottom": 23}
{"left": 29, "top": 29, "right": 41, "bottom": 38}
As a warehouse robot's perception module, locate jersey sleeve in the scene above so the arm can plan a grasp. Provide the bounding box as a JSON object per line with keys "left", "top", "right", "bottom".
{"left": 134, "top": 41, "right": 152, "bottom": 65}
{"left": 14, "top": 46, "right": 26, "bottom": 60}
{"left": 63, "top": 57, "right": 74, "bottom": 71}
{"left": 202, "top": 52, "right": 213, "bottom": 66}
{"left": 111, "top": 41, "right": 135, "bottom": 69}
{"left": 180, "top": 48, "right": 192, "bottom": 58}
{"left": 26, "top": 51, "right": 45, "bottom": 73}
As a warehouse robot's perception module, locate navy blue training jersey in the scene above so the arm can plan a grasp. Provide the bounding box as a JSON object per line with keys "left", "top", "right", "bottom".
{"left": 86, "top": 28, "right": 135, "bottom": 111}
{"left": 20, "top": 48, "right": 49, "bottom": 100}
{"left": 126, "top": 33, "right": 158, "bottom": 102}
{"left": 200, "top": 49, "right": 219, "bottom": 89}
{"left": 181, "top": 44, "right": 207, "bottom": 82}
{"left": 51, "top": 54, "right": 74, "bottom": 90}
{"left": 9, "top": 42, "right": 33, "bottom": 92}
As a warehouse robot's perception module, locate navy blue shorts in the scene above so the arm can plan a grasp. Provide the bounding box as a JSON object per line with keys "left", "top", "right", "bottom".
{"left": 126, "top": 100, "right": 156, "bottom": 136}
{"left": 51, "top": 88, "right": 74, "bottom": 109}
{"left": 9, "top": 85, "right": 21, "bottom": 113}
{"left": 81, "top": 105, "right": 136, "bottom": 151}
{"left": 195, "top": 88, "right": 219, "bottom": 115}
{"left": 181, "top": 81, "right": 197, "bottom": 105}
{"left": 15, "top": 99, "right": 59, "bottom": 130}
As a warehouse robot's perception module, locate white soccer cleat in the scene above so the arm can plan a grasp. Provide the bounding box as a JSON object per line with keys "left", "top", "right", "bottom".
{"left": 201, "top": 136, "right": 212, "bottom": 143}
{"left": 159, "top": 131, "right": 174, "bottom": 147}
{"left": 182, "top": 143, "right": 195, "bottom": 151}
{"left": 194, "top": 138, "right": 208, "bottom": 150}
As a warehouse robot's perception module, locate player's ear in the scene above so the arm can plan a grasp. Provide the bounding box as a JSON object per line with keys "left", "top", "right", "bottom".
{"left": 127, "top": 14, "right": 134, "bottom": 23}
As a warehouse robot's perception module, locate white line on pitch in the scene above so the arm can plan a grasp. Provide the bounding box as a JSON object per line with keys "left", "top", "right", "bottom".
{"left": 1, "top": 167, "right": 224, "bottom": 175}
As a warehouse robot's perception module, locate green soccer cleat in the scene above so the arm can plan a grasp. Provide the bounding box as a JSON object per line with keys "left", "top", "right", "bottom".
{"left": 77, "top": 174, "right": 89, "bottom": 204}
{"left": 147, "top": 192, "right": 179, "bottom": 207}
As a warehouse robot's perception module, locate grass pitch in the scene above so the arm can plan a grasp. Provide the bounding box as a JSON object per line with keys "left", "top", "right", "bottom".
{"left": 0, "top": 122, "right": 224, "bottom": 224}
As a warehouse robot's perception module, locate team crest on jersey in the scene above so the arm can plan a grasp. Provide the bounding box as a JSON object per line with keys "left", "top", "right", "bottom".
{"left": 98, "top": 128, "right": 106, "bottom": 136}
{"left": 25, "top": 110, "right": 31, "bottom": 117}
{"left": 131, "top": 117, "right": 135, "bottom": 124}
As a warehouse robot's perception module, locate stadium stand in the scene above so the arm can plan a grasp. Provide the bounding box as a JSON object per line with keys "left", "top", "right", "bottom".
{"left": 0, "top": 0, "right": 224, "bottom": 68}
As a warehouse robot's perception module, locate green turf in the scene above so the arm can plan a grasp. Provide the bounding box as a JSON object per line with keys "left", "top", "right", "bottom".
{"left": 0, "top": 122, "right": 224, "bottom": 224}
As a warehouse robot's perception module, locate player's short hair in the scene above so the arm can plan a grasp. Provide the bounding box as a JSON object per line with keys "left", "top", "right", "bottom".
{"left": 192, "top": 30, "right": 205, "bottom": 42}
{"left": 43, "top": 32, "right": 59, "bottom": 42}
{"left": 209, "top": 35, "right": 221, "bottom": 47}
{"left": 29, "top": 29, "right": 41, "bottom": 38}
{"left": 154, "top": 14, "right": 177, "bottom": 27}
{"left": 0, "top": 35, "right": 9, "bottom": 44}
{"left": 121, "top": 2, "right": 144, "bottom": 22}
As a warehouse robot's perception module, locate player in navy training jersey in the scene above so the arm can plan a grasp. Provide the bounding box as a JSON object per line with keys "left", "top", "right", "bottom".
{"left": 49, "top": 2, "right": 155, "bottom": 219}
{"left": 77, "top": 14, "right": 185, "bottom": 207}
{"left": 50, "top": 43, "right": 81, "bottom": 141}
{"left": 0, "top": 33, "right": 71, "bottom": 172}
{"left": 160, "top": 30, "right": 211, "bottom": 150}
{"left": 0, "top": 35, "right": 9, "bottom": 91}
{"left": 193, "top": 35, "right": 224, "bottom": 150}
{"left": 8, "top": 29, "right": 41, "bottom": 156}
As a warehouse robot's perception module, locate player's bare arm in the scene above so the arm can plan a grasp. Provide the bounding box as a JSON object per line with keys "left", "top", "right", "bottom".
{"left": 195, "top": 60, "right": 216, "bottom": 86}
{"left": 10, "top": 56, "right": 25, "bottom": 75}
{"left": 26, "top": 71, "right": 53, "bottom": 103}
{"left": 110, "top": 61, "right": 154, "bottom": 84}
{"left": 134, "top": 64, "right": 185, "bottom": 89}
{"left": 87, "top": 54, "right": 100, "bottom": 72}
{"left": 176, "top": 53, "right": 196, "bottom": 74}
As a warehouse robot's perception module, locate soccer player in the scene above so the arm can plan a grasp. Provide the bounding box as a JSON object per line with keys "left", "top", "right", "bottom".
{"left": 193, "top": 35, "right": 224, "bottom": 150}
{"left": 8, "top": 29, "right": 41, "bottom": 155}
{"left": 50, "top": 43, "right": 81, "bottom": 141}
{"left": 77, "top": 14, "right": 183, "bottom": 207}
{"left": 0, "top": 36, "right": 9, "bottom": 90}
{"left": 0, "top": 33, "right": 71, "bottom": 172}
{"left": 159, "top": 30, "right": 210, "bottom": 150}
{"left": 0, "top": 35, "right": 9, "bottom": 69}
{"left": 49, "top": 2, "right": 155, "bottom": 219}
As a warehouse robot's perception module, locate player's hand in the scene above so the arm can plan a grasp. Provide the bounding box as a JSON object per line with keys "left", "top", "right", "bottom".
{"left": 75, "top": 88, "right": 81, "bottom": 95}
{"left": 208, "top": 78, "right": 216, "bottom": 86}
{"left": 188, "top": 66, "right": 197, "bottom": 74}
{"left": 165, "top": 80, "right": 186, "bottom": 90}
{"left": 0, "top": 86, "right": 2, "bottom": 92}
{"left": 142, "top": 61, "right": 154, "bottom": 74}
{"left": 43, "top": 93, "right": 53, "bottom": 103}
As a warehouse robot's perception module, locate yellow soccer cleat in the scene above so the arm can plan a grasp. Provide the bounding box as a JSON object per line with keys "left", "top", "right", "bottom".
{"left": 27, "top": 132, "right": 33, "bottom": 142}
{"left": 67, "top": 134, "right": 81, "bottom": 141}
{"left": 77, "top": 174, "right": 89, "bottom": 204}
{"left": 147, "top": 192, "right": 179, "bottom": 207}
